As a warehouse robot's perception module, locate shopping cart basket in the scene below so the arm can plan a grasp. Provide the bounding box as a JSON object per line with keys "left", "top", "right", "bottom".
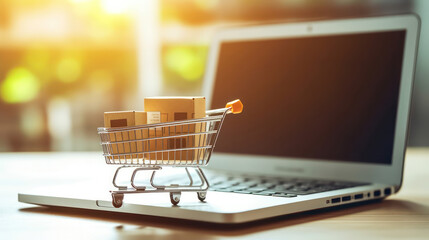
{"left": 98, "top": 99, "right": 243, "bottom": 207}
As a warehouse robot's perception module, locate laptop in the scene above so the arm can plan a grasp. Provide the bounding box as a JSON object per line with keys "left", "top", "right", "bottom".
{"left": 18, "top": 14, "right": 420, "bottom": 224}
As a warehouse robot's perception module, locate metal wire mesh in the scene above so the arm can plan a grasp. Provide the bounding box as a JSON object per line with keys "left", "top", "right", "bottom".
{"left": 98, "top": 112, "right": 227, "bottom": 167}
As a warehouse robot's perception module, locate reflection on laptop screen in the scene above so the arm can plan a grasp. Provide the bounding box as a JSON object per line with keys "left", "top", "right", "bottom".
{"left": 210, "top": 30, "right": 406, "bottom": 165}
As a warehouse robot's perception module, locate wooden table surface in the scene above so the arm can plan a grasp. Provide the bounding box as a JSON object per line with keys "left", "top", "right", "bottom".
{"left": 1, "top": 148, "right": 428, "bottom": 240}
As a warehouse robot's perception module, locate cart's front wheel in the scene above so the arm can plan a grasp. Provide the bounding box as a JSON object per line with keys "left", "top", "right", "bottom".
{"left": 112, "top": 193, "right": 124, "bottom": 208}
{"left": 170, "top": 192, "right": 181, "bottom": 205}
{"left": 197, "top": 191, "right": 206, "bottom": 201}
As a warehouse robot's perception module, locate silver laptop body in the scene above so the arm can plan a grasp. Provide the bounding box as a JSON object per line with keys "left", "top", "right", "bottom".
{"left": 18, "top": 14, "right": 420, "bottom": 224}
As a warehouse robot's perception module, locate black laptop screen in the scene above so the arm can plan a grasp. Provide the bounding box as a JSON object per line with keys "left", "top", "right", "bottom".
{"left": 210, "top": 30, "right": 406, "bottom": 165}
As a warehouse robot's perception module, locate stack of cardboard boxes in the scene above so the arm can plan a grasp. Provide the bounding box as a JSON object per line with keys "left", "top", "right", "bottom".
{"left": 104, "top": 97, "right": 206, "bottom": 162}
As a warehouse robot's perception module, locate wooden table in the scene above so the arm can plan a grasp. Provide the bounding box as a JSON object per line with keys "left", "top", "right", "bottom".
{"left": 1, "top": 149, "right": 428, "bottom": 239}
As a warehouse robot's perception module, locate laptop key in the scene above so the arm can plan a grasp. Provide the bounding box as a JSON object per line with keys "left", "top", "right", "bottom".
{"left": 275, "top": 190, "right": 307, "bottom": 195}
{"left": 273, "top": 193, "right": 298, "bottom": 198}
{"left": 212, "top": 188, "right": 234, "bottom": 192}
{"left": 253, "top": 191, "right": 276, "bottom": 196}
{"left": 272, "top": 186, "right": 290, "bottom": 191}
{"left": 228, "top": 185, "right": 249, "bottom": 191}
{"left": 210, "top": 183, "right": 234, "bottom": 189}
{"left": 246, "top": 187, "right": 267, "bottom": 192}
{"left": 281, "top": 183, "right": 295, "bottom": 189}
{"left": 242, "top": 181, "right": 259, "bottom": 187}
{"left": 210, "top": 181, "right": 225, "bottom": 186}
{"left": 256, "top": 183, "right": 275, "bottom": 189}
{"left": 233, "top": 190, "right": 253, "bottom": 194}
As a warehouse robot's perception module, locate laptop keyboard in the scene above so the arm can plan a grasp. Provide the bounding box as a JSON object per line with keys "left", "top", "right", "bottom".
{"left": 205, "top": 171, "right": 368, "bottom": 198}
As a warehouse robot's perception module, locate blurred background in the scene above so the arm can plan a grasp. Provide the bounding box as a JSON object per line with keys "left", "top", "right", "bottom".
{"left": 0, "top": 0, "right": 427, "bottom": 152}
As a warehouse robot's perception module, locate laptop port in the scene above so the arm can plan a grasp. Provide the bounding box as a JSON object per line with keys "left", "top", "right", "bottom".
{"left": 374, "top": 190, "right": 381, "bottom": 197}
{"left": 384, "top": 188, "right": 392, "bottom": 196}
{"left": 342, "top": 196, "right": 351, "bottom": 202}
{"left": 331, "top": 197, "right": 341, "bottom": 204}
{"left": 354, "top": 193, "right": 364, "bottom": 200}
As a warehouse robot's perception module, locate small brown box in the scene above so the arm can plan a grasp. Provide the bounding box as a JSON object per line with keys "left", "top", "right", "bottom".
{"left": 104, "top": 111, "right": 146, "bottom": 160}
{"left": 144, "top": 97, "right": 206, "bottom": 121}
{"left": 104, "top": 111, "right": 135, "bottom": 128}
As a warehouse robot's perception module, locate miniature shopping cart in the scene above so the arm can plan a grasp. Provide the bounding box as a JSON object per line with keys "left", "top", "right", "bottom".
{"left": 98, "top": 99, "right": 243, "bottom": 208}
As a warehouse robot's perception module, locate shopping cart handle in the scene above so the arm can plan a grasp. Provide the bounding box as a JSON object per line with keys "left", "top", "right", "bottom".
{"left": 225, "top": 99, "right": 243, "bottom": 114}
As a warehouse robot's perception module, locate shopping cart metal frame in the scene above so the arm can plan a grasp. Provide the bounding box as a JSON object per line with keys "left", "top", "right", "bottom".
{"left": 98, "top": 107, "right": 235, "bottom": 207}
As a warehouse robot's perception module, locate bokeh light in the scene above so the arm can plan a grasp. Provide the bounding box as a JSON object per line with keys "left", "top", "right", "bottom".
{"left": 100, "top": 0, "right": 132, "bottom": 15}
{"left": 20, "top": 105, "right": 45, "bottom": 139}
{"left": 194, "top": 0, "right": 219, "bottom": 10}
{"left": 88, "top": 69, "right": 115, "bottom": 92}
{"left": 1, "top": 67, "right": 40, "bottom": 103}
{"left": 56, "top": 57, "right": 82, "bottom": 83}
{"left": 24, "top": 47, "right": 51, "bottom": 74}
{"left": 69, "top": 0, "right": 90, "bottom": 3}
{"left": 164, "top": 46, "right": 205, "bottom": 81}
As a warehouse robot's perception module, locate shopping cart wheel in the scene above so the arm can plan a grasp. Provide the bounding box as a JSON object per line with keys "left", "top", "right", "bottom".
{"left": 112, "top": 193, "right": 124, "bottom": 208}
{"left": 197, "top": 191, "right": 206, "bottom": 201}
{"left": 170, "top": 192, "right": 181, "bottom": 205}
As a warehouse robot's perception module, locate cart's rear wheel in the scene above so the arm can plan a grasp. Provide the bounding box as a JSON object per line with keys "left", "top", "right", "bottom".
{"left": 112, "top": 193, "right": 124, "bottom": 208}
{"left": 170, "top": 192, "right": 181, "bottom": 205}
{"left": 197, "top": 191, "right": 206, "bottom": 201}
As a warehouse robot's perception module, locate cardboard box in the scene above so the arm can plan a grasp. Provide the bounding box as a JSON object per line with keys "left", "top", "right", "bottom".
{"left": 104, "top": 111, "right": 147, "bottom": 161}
{"left": 146, "top": 113, "right": 169, "bottom": 162}
{"left": 144, "top": 97, "right": 206, "bottom": 162}
{"left": 104, "top": 111, "right": 135, "bottom": 128}
{"left": 144, "top": 97, "right": 206, "bottom": 121}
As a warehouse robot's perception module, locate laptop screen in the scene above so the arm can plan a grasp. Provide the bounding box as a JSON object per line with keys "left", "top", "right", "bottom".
{"left": 210, "top": 30, "right": 406, "bottom": 165}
